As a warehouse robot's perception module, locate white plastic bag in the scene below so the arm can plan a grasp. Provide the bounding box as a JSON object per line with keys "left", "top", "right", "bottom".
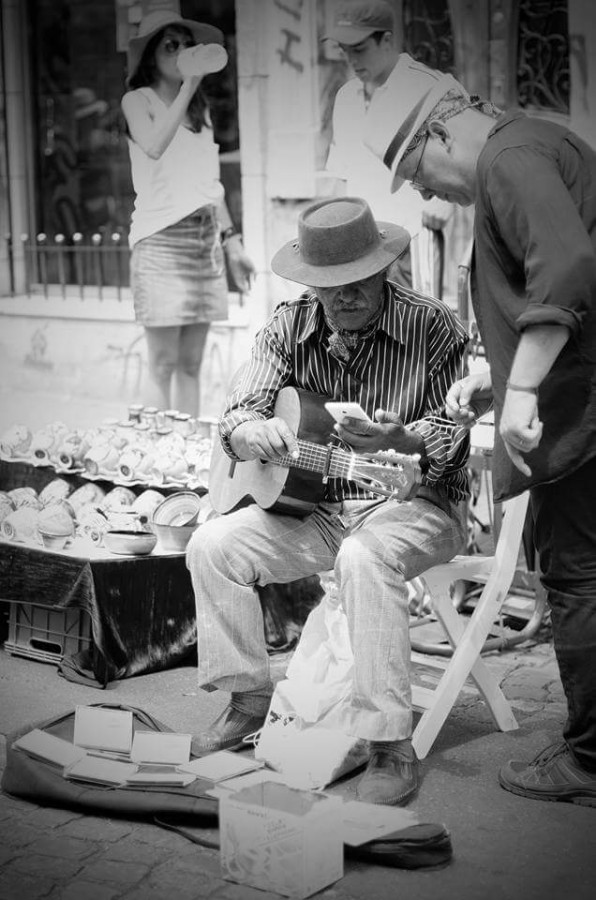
{"left": 255, "top": 600, "right": 368, "bottom": 790}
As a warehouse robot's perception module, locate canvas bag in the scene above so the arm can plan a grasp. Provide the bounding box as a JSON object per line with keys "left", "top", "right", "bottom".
{"left": 255, "top": 599, "right": 369, "bottom": 790}
{"left": 1, "top": 702, "right": 219, "bottom": 823}
{"left": 1, "top": 700, "right": 453, "bottom": 869}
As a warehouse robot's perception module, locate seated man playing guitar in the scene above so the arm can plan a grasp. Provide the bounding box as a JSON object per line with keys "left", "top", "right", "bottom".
{"left": 187, "top": 196, "right": 470, "bottom": 806}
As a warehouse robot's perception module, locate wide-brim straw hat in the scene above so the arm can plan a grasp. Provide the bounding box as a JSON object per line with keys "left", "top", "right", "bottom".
{"left": 364, "top": 54, "right": 463, "bottom": 192}
{"left": 271, "top": 197, "right": 409, "bottom": 288}
{"left": 127, "top": 10, "right": 224, "bottom": 82}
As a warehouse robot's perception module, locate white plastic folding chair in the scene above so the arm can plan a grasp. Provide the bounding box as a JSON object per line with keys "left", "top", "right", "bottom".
{"left": 411, "top": 490, "right": 530, "bottom": 759}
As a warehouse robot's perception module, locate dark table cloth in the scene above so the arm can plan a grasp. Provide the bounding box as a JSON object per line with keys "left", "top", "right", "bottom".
{"left": 0, "top": 460, "right": 322, "bottom": 686}
{"left": 0, "top": 540, "right": 197, "bottom": 685}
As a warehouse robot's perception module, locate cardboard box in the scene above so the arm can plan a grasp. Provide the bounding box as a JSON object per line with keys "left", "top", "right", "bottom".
{"left": 219, "top": 781, "right": 343, "bottom": 898}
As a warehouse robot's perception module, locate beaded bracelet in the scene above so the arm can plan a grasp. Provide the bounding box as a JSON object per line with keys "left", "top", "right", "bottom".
{"left": 506, "top": 380, "right": 538, "bottom": 394}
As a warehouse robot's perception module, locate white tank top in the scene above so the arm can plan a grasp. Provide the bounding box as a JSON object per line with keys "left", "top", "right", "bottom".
{"left": 127, "top": 87, "right": 225, "bottom": 247}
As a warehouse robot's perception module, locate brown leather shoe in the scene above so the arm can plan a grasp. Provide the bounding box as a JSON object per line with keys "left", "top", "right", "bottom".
{"left": 192, "top": 705, "right": 266, "bottom": 755}
{"left": 356, "top": 738, "right": 420, "bottom": 806}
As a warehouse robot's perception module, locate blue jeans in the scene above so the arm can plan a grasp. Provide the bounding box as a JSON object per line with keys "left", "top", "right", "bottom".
{"left": 186, "top": 491, "right": 466, "bottom": 742}
{"left": 531, "top": 454, "right": 596, "bottom": 771}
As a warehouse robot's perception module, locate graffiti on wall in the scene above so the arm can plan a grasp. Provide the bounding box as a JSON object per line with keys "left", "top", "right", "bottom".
{"left": 268, "top": 0, "right": 317, "bottom": 197}
{"left": 274, "top": 0, "right": 305, "bottom": 72}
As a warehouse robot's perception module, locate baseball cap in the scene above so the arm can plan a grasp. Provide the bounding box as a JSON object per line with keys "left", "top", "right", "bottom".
{"left": 322, "top": 0, "right": 395, "bottom": 46}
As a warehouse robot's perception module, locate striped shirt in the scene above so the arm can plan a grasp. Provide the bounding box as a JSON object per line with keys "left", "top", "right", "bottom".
{"left": 220, "top": 281, "right": 471, "bottom": 503}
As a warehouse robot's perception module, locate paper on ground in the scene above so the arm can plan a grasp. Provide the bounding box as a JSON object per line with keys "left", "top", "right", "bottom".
{"left": 64, "top": 755, "right": 138, "bottom": 786}
{"left": 179, "top": 750, "right": 264, "bottom": 782}
{"left": 340, "top": 801, "right": 419, "bottom": 846}
{"left": 125, "top": 769, "right": 196, "bottom": 786}
{"left": 205, "top": 768, "right": 287, "bottom": 799}
{"left": 130, "top": 731, "right": 191, "bottom": 765}
{"left": 14, "top": 729, "right": 87, "bottom": 768}
{"left": 73, "top": 706, "right": 133, "bottom": 753}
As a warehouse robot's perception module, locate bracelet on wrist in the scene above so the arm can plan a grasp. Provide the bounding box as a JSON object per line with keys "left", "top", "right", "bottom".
{"left": 506, "top": 380, "right": 538, "bottom": 395}
{"left": 221, "top": 227, "right": 240, "bottom": 245}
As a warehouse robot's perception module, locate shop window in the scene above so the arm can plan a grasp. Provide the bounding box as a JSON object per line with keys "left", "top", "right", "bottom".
{"left": 26, "top": 0, "right": 239, "bottom": 290}
{"left": 402, "top": 0, "right": 456, "bottom": 74}
{"left": 517, "top": 0, "right": 570, "bottom": 115}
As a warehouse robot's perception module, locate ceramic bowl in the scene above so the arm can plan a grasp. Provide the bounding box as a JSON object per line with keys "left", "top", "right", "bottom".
{"left": 39, "top": 531, "right": 71, "bottom": 552}
{"left": 103, "top": 529, "right": 157, "bottom": 556}
{"left": 152, "top": 522, "right": 197, "bottom": 553}
{"left": 37, "top": 504, "right": 75, "bottom": 536}
{"left": 152, "top": 491, "right": 202, "bottom": 527}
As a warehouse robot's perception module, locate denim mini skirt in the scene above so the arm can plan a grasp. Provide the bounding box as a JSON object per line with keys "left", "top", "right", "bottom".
{"left": 131, "top": 206, "right": 228, "bottom": 327}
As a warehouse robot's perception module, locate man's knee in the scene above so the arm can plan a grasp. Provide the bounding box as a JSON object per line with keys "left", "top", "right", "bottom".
{"left": 336, "top": 530, "right": 388, "bottom": 575}
{"left": 186, "top": 517, "right": 229, "bottom": 570}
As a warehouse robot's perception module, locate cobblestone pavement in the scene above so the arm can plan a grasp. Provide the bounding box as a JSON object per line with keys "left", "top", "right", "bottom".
{"left": 2, "top": 624, "right": 596, "bottom": 900}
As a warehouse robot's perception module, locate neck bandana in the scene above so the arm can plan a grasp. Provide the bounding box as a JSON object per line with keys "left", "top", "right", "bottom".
{"left": 324, "top": 300, "right": 385, "bottom": 362}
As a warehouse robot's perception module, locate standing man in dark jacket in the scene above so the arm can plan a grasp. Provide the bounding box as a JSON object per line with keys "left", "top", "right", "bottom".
{"left": 366, "top": 64, "right": 596, "bottom": 806}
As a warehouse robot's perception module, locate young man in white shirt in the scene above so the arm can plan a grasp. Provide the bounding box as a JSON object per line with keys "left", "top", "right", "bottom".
{"left": 323, "top": 0, "right": 452, "bottom": 294}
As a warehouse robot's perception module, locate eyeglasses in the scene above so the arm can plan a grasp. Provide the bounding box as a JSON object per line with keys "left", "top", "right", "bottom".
{"left": 410, "top": 132, "right": 429, "bottom": 192}
{"left": 161, "top": 37, "right": 195, "bottom": 54}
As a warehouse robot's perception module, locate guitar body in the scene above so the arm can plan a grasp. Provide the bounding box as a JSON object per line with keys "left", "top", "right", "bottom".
{"left": 209, "top": 388, "right": 336, "bottom": 516}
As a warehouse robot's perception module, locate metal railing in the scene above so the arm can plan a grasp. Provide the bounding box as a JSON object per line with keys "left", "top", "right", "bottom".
{"left": 5, "top": 231, "right": 244, "bottom": 306}
{"left": 6, "top": 231, "right": 131, "bottom": 300}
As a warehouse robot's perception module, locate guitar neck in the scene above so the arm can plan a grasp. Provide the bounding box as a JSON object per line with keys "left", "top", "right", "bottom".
{"left": 275, "top": 439, "right": 357, "bottom": 480}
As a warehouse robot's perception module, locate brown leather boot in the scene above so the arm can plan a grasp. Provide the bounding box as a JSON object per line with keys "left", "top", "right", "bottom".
{"left": 356, "top": 738, "right": 420, "bottom": 806}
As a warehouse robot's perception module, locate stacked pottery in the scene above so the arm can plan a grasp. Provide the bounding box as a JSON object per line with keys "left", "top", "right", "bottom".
{"left": 118, "top": 446, "right": 147, "bottom": 481}
{"left": 131, "top": 489, "right": 165, "bottom": 525}
{"left": 39, "top": 477, "right": 72, "bottom": 507}
{"left": 68, "top": 482, "right": 106, "bottom": 515}
{"left": 100, "top": 486, "right": 144, "bottom": 531}
{"left": 29, "top": 422, "right": 69, "bottom": 465}
{"left": 0, "top": 424, "right": 32, "bottom": 458}
{"left": 101, "top": 486, "right": 136, "bottom": 511}
{"left": 150, "top": 428, "right": 189, "bottom": 483}
{"left": 83, "top": 439, "right": 120, "bottom": 477}
{"left": 151, "top": 491, "right": 202, "bottom": 552}
{"left": 8, "top": 487, "right": 42, "bottom": 511}
{"left": 76, "top": 506, "right": 111, "bottom": 546}
{"left": 184, "top": 435, "right": 213, "bottom": 488}
{"left": 0, "top": 492, "right": 14, "bottom": 526}
{"left": 151, "top": 453, "right": 189, "bottom": 485}
{"left": 56, "top": 429, "right": 94, "bottom": 470}
{"left": 1, "top": 487, "right": 42, "bottom": 544}
{"left": 1, "top": 507, "right": 41, "bottom": 544}
{"left": 37, "top": 503, "right": 76, "bottom": 551}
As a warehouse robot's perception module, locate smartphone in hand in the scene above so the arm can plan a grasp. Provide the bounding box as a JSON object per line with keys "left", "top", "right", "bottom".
{"left": 324, "top": 402, "right": 372, "bottom": 425}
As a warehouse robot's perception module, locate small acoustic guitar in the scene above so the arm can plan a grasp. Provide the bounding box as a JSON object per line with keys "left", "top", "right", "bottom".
{"left": 209, "top": 387, "right": 422, "bottom": 516}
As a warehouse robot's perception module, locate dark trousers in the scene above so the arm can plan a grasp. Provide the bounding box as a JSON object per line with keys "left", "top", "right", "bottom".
{"left": 531, "top": 455, "right": 596, "bottom": 771}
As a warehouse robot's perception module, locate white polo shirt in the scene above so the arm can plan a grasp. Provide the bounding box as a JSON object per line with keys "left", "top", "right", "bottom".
{"left": 326, "top": 54, "right": 449, "bottom": 236}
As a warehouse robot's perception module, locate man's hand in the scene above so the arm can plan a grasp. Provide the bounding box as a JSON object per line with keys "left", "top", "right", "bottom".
{"left": 445, "top": 371, "right": 493, "bottom": 426}
{"left": 230, "top": 418, "right": 299, "bottom": 462}
{"left": 421, "top": 198, "right": 452, "bottom": 231}
{"left": 224, "top": 236, "right": 255, "bottom": 293}
{"left": 500, "top": 391, "right": 543, "bottom": 476}
{"left": 335, "top": 409, "right": 424, "bottom": 456}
